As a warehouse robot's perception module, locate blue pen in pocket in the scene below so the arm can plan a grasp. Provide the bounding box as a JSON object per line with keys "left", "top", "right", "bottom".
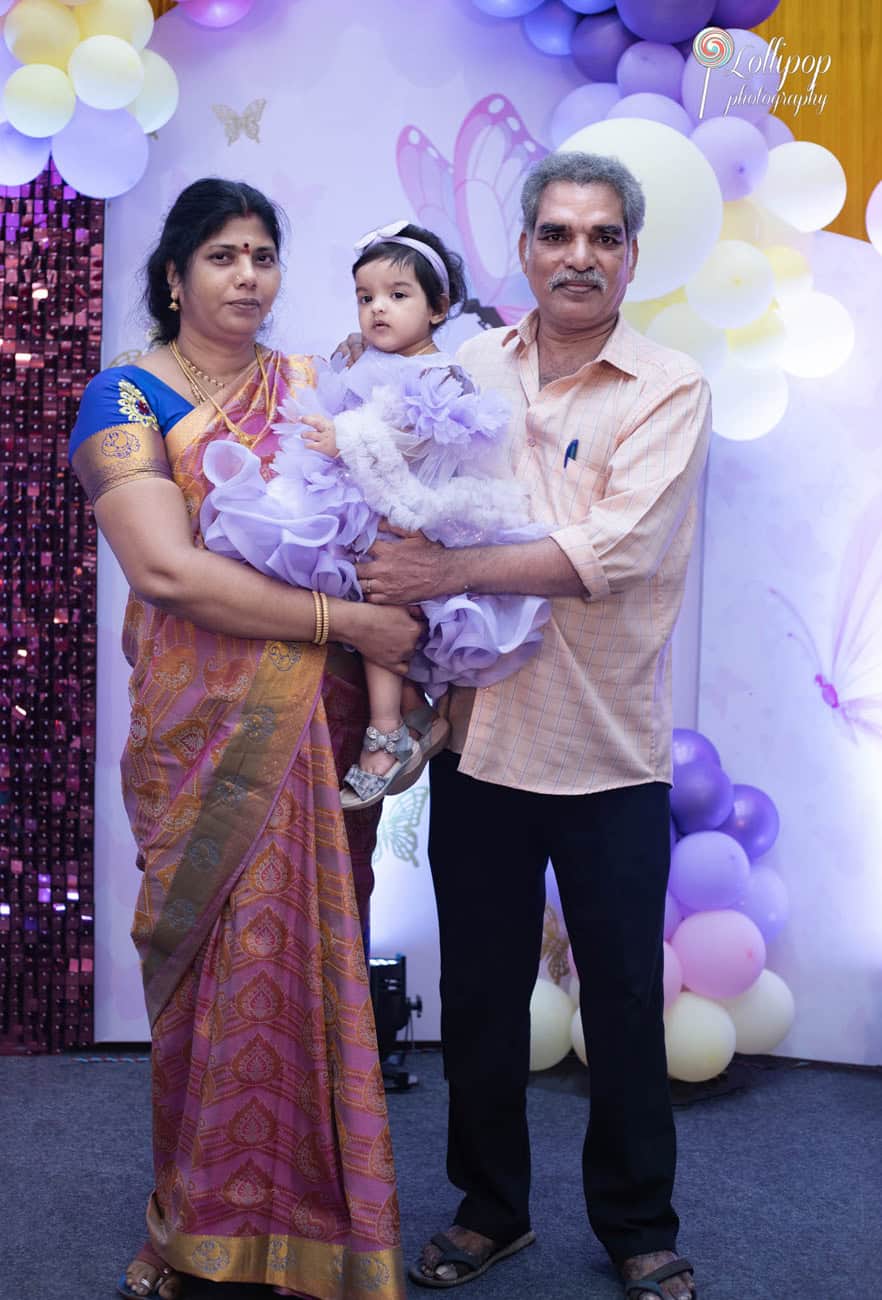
{"left": 563, "top": 439, "right": 579, "bottom": 468}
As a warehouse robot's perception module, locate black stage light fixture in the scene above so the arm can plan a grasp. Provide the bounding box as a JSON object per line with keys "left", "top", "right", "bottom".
{"left": 369, "top": 954, "right": 422, "bottom": 1091}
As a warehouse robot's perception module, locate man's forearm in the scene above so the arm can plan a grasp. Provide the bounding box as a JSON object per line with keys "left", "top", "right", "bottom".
{"left": 449, "top": 536, "right": 586, "bottom": 599}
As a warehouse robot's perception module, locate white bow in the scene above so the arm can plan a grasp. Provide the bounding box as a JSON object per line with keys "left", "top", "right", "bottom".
{"left": 353, "top": 219, "right": 410, "bottom": 252}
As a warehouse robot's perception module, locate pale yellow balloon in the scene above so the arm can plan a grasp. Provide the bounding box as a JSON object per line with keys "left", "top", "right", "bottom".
{"left": 127, "top": 49, "right": 178, "bottom": 132}
{"left": 68, "top": 34, "right": 144, "bottom": 110}
{"left": 686, "top": 240, "right": 774, "bottom": 330}
{"left": 2, "top": 63, "right": 76, "bottom": 137}
{"left": 752, "top": 203, "right": 814, "bottom": 257}
{"left": 719, "top": 970, "right": 795, "bottom": 1054}
{"left": 664, "top": 992, "right": 736, "bottom": 1083}
{"left": 778, "top": 291, "right": 855, "bottom": 379}
{"left": 75, "top": 0, "right": 154, "bottom": 50}
{"left": 529, "top": 978, "right": 575, "bottom": 1071}
{"left": 726, "top": 306, "right": 786, "bottom": 369}
{"left": 765, "top": 245, "right": 813, "bottom": 303}
{"left": 720, "top": 200, "right": 763, "bottom": 244}
{"left": 3, "top": 0, "right": 80, "bottom": 69}
{"left": 570, "top": 1007, "right": 587, "bottom": 1066}
{"left": 621, "top": 287, "right": 686, "bottom": 333}
{"left": 646, "top": 302, "right": 727, "bottom": 377}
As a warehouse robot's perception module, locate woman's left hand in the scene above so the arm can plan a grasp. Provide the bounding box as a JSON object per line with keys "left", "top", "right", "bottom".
{"left": 357, "top": 523, "right": 452, "bottom": 604}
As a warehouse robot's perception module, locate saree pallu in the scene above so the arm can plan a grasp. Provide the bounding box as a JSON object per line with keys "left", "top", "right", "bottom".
{"left": 96, "top": 354, "right": 403, "bottom": 1297}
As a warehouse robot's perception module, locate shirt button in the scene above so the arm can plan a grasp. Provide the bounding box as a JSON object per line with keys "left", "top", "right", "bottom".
{"left": 527, "top": 437, "right": 536, "bottom": 447}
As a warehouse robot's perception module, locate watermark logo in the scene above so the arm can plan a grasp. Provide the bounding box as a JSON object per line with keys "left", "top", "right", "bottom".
{"left": 691, "top": 26, "right": 831, "bottom": 120}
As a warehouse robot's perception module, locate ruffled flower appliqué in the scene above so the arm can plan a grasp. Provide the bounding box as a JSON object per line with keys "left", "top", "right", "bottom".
{"left": 392, "top": 366, "right": 510, "bottom": 451}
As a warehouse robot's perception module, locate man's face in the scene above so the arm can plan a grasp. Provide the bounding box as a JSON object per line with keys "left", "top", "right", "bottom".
{"left": 519, "top": 180, "right": 638, "bottom": 332}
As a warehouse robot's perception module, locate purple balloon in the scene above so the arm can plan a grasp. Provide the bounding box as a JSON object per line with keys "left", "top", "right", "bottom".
{"left": 472, "top": 0, "right": 545, "bottom": 14}
{"left": 617, "top": 40, "right": 685, "bottom": 100}
{"left": 0, "top": 123, "right": 51, "bottom": 190}
{"left": 691, "top": 116, "right": 769, "bottom": 199}
{"left": 670, "top": 760, "right": 733, "bottom": 834}
{"left": 51, "top": 104, "right": 148, "bottom": 199}
{"left": 681, "top": 28, "right": 779, "bottom": 124}
{"left": 572, "top": 12, "right": 637, "bottom": 82}
{"left": 616, "top": 0, "right": 715, "bottom": 44}
{"left": 549, "top": 82, "right": 621, "bottom": 146}
{"left": 757, "top": 114, "right": 794, "bottom": 147}
{"left": 562, "top": 0, "right": 615, "bottom": 11}
{"left": 608, "top": 91, "right": 692, "bottom": 134}
{"left": 669, "top": 830, "right": 751, "bottom": 910}
{"left": 523, "top": 0, "right": 579, "bottom": 54}
{"left": 735, "top": 865, "right": 788, "bottom": 942}
{"left": 672, "top": 727, "right": 721, "bottom": 772}
{"left": 716, "top": 783, "right": 780, "bottom": 859}
{"left": 664, "top": 890, "right": 682, "bottom": 940}
{"left": 711, "top": 0, "right": 781, "bottom": 25}
{"left": 181, "top": 0, "right": 255, "bottom": 24}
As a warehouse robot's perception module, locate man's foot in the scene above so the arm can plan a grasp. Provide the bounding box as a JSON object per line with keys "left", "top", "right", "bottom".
{"left": 418, "top": 1226, "right": 497, "bottom": 1283}
{"left": 119, "top": 1242, "right": 183, "bottom": 1299}
{"left": 621, "top": 1251, "right": 695, "bottom": 1300}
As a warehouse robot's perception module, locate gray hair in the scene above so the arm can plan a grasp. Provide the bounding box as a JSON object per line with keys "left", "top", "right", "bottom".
{"left": 520, "top": 152, "right": 646, "bottom": 242}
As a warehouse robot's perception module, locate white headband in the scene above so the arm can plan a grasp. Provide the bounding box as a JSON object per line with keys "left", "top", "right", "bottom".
{"left": 354, "top": 219, "right": 450, "bottom": 297}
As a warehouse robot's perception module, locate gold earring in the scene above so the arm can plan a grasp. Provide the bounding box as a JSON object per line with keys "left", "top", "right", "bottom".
{"left": 169, "top": 293, "right": 179, "bottom": 312}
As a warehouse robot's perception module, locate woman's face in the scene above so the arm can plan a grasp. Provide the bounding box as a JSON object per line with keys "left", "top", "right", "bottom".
{"left": 169, "top": 213, "right": 282, "bottom": 343}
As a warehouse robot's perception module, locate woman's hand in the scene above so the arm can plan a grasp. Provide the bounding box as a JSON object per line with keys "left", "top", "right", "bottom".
{"left": 300, "top": 414, "right": 338, "bottom": 457}
{"left": 333, "top": 599, "right": 424, "bottom": 676}
{"left": 331, "top": 333, "right": 366, "bottom": 369}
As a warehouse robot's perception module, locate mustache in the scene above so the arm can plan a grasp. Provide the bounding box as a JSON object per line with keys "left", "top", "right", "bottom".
{"left": 548, "top": 268, "right": 608, "bottom": 292}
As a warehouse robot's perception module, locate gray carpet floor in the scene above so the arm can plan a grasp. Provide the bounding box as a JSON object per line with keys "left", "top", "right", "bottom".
{"left": 0, "top": 1048, "right": 877, "bottom": 1300}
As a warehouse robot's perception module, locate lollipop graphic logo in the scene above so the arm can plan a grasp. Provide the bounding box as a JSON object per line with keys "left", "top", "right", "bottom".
{"left": 693, "top": 26, "right": 736, "bottom": 119}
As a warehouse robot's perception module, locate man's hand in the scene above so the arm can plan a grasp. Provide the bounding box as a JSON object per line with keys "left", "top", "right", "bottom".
{"left": 357, "top": 524, "right": 455, "bottom": 605}
{"left": 300, "top": 414, "right": 338, "bottom": 458}
{"left": 331, "top": 332, "right": 366, "bottom": 369}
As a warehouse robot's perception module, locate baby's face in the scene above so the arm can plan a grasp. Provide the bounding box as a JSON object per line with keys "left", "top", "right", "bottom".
{"left": 354, "top": 258, "right": 442, "bottom": 356}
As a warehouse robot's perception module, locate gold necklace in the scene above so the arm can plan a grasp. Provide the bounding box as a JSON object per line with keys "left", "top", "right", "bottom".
{"left": 169, "top": 341, "right": 272, "bottom": 450}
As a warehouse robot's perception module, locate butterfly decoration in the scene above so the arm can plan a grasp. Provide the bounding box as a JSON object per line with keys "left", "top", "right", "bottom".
{"left": 106, "top": 348, "right": 145, "bottom": 368}
{"left": 769, "top": 489, "right": 882, "bottom": 742}
{"left": 541, "top": 904, "right": 571, "bottom": 986}
{"left": 374, "top": 786, "right": 429, "bottom": 869}
{"left": 212, "top": 98, "right": 267, "bottom": 146}
{"left": 396, "top": 94, "right": 547, "bottom": 330}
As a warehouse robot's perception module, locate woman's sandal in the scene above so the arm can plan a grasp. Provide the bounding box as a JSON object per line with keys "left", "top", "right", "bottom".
{"left": 117, "top": 1244, "right": 184, "bottom": 1299}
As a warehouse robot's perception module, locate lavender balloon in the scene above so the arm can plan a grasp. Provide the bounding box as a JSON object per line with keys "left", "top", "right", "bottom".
{"left": 672, "top": 727, "right": 721, "bottom": 773}
{"left": 691, "top": 117, "right": 769, "bottom": 200}
{"left": 669, "top": 829, "right": 750, "bottom": 911}
{"left": 0, "top": 123, "right": 51, "bottom": 189}
{"left": 472, "top": 0, "right": 545, "bottom": 14}
{"left": 571, "top": 12, "right": 637, "bottom": 82}
{"left": 664, "top": 889, "right": 682, "bottom": 940}
{"left": 672, "top": 909, "right": 766, "bottom": 999}
{"left": 716, "top": 783, "right": 780, "bottom": 859}
{"left": 681, "top": 29, "right": 779, "bottom": 124}
{"left": 561, "top": 0, "right": 616, "bottom": 11}
{"left": 616, "top": 0, "right": 715, "bottom": 44}
{"left": 617, "top": 41, "right": 685, "bottom": 101}
{"left": 670, "top": 759, "right": 733, "bottom": 834}
{"left": 757, "top": 115, "right": 794, "bottom": 147}
{"left": 549, "top": 82, "right": 621, "bottom": 146}
{"left": 736, "top": 865, "right": 789, "bottom": 942}
{"left": 51, "top": 104, "right": 149, "bottom": 199}
{"left": 711, "top": 0, "right": 781, "bottom": 25}
{"left": 609, "top": 92, "right": 692, "bottom": 134}
{"left": 181, "top": 0, "right": 255, "bottom": 25}
{"left": 523, "top": 0, "right": 579, "bottom": 55}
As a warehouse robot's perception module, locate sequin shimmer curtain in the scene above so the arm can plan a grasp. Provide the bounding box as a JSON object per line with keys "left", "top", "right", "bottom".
{"left": 0, "top": 167, "right": 102, "bottom": 1053}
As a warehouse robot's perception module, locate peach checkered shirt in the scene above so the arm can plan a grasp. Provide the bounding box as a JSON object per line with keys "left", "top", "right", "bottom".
{"left": 445, "top": 310, "right": 711, "bottom": 795}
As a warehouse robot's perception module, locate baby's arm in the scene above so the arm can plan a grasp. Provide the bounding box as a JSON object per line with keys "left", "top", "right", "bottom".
{"left": 300, "top": 414, "right": 338, "bottom": 458}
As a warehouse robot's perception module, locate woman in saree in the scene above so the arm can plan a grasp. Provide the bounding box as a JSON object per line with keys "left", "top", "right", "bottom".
{"left": 70, "top": 179, "right": 419, "bottom": 1300}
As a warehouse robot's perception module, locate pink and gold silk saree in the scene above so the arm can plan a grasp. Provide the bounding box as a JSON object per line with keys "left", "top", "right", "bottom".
{"left": 76, "top": 351, "right": 404, "bottom": 1299}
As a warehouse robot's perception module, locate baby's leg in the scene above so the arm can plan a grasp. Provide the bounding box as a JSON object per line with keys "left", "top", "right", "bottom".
{"left": 360, "top": 660, "right": 406, "bottom": 779}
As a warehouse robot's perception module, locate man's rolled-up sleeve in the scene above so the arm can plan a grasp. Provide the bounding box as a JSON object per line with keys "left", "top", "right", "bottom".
{"left": 550, "top": 367, "right": 712, "bottom": 600}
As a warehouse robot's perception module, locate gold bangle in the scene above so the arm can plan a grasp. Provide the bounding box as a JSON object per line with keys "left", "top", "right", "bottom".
{"left": 312, "top": 590, "right": 329, "bottom": 646}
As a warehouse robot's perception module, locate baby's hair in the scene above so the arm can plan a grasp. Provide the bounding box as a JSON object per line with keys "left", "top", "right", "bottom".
{"left": 352, "top": 224, "right": 467, "bottom": 329}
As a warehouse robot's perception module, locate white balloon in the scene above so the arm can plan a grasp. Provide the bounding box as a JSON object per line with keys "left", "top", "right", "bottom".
{"left": 777, "top": 291, "right": 855, "bottom": 379}
{"left": 726, "top": 306, "right": 786, "bottom": 368}
{"left": 571, "top": 1007, "right": 587, "bottom": 1066}
{"left": 68, "top": 34, "right": 144, "bottom": 110}
{"left": 568, "top": 972, "right": 580, "bottom": 1007}
{"left": 529, "top": 978, "right": 575, "bottom": 1071}
{"left": 559, "top": 117, "right": 723, "bottom": 302}
{"left": 664, "top": 991, "right": 736, "bottom": 1083}
{"left": 621, "top": 288, "right": 685, "bottom": 333}
{"left": 765, "top": 244, "right": 813, "bottom": 302}
{"left": 710, "top": 359, "right": 789, "bottom": 441}
{"left": 662, "top": 941, "right": 682, "bottom": 1011}
{"left": 866, "top": 179, "right": 882, "bottom": 256}
{"left": 754, "top": 141, "right": 846, "bottom": 234}
{"left": 686, "top": 240, "right": 774, "bottom": 329}
{"left": 646, "top": 302, "right": 727, "bottom": 377}
{"left": 719, "top": 969, "right": 795, "bottom": 1054}
{"left": 127, "top": 48, "right": 178, "bottom": 132}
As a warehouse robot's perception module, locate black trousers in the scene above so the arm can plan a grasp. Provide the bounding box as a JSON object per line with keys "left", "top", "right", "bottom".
{"left": 427, "top": 750, "right": 679, "bottom": 1266}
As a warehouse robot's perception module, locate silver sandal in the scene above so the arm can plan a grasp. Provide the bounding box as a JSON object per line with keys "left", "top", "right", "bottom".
{"left": 340, "top": 723, "right": 414, "bottom": 809}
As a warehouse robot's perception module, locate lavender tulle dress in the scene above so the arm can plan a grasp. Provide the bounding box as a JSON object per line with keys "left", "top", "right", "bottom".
{"left": 200, "top": 348, "right": 550, "bottom": 696}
